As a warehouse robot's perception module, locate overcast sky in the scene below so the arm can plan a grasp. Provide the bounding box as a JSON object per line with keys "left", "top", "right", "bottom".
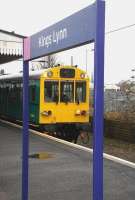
{"left": 0, "top": 0, "right": 135, "bottom": 84}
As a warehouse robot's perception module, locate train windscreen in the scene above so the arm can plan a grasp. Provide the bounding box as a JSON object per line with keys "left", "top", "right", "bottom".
{"left": 60, "top": 81, "right": 74, "bottom": 103}
{"left": 44, "top": 81, "right": 59, "bottom": 102}
{"left": 75, "top": 81, "right": 86, "bottom": 103}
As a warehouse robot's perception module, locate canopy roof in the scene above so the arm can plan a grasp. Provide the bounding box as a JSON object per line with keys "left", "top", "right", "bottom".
{"left": 0, "top": 29, "right": 25, "bottom": 64}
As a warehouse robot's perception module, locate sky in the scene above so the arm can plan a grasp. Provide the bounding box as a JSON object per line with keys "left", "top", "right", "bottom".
{"left": 0, "top": 0, "right": 135, "bottom": 84}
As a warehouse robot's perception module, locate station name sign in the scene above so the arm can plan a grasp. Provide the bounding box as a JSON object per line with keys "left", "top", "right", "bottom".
{"left": 38, "top": 28, "right": 67, "bottom": 49}
{"left": 24, "top": 3, "right": 97, "bottom": 61}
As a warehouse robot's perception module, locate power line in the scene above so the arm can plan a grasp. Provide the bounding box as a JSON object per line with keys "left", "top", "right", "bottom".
{"left": 106, "top": 23, "right": 135, "bottom": 34}
{"left": 0, "top": 23, "right": 135, "bottom": 44}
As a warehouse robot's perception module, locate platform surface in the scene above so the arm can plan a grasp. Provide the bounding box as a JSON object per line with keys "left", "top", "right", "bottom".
{"left": 0, "top": 121, "right": 135, "bottom": 200}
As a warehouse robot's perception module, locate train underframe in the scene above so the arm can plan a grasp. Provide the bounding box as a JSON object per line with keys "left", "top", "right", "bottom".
{"left": 40, "top": 122, "right": 90, "bottom": 143}
{"left": 0, "top": 115, "right": 90, "bottom": 144}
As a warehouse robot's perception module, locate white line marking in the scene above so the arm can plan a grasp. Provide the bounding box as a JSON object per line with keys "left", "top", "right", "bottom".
{"left": 0, "top": 119, "right": 135, "bottom": 169}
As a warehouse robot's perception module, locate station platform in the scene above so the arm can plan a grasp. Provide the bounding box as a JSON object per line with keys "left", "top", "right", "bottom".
{"left": 0, "top": 121, "right": 135, "bottom": 200}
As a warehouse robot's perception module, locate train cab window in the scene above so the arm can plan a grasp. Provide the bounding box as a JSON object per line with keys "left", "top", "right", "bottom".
{"left": 75, "top": 81, "right": 86, "bottom": 103}
{"left": 44, "top": 81, "right": 59, "bottom": 103}
{"left": 60, "top": 81, "right": 74, "bottom": 103}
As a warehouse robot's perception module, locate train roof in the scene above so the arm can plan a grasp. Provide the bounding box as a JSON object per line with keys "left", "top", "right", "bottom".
{"left": 0, "top": 69, "right": 45, "bottom": 81}
{"left": 0, "top": 66, "right": 88, "bottom": 81}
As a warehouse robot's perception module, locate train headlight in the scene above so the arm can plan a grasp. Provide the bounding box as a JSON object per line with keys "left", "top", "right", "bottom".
{"left": 75, "top": 109, "right": 81, "bottom": 115}
{"left": 80, "top": 73, "right": 85, "bottom": 79}
{"left": 41, "top": 110, "right": 52, "bottom": 116}
{"left": 47, "top": 71, "right": 53, "bottom": 77}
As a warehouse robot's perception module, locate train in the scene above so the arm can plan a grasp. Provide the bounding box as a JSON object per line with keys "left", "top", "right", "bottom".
{"left": 0, "top": 65, "right": 90, "bottom": 142}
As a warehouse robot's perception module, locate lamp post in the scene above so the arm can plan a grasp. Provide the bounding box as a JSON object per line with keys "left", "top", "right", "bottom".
{"left": 85, "top": 48, "right": 94, "bottom": 73}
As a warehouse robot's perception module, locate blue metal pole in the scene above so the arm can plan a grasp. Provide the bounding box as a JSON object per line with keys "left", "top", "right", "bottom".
{"left": 93, "top": 1, "right": 105, "bottom": 200}
{"left": 22, "top": 60, "right": 29, "bottom": 200}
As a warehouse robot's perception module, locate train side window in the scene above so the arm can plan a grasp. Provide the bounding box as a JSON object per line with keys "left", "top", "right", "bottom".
{"left": 30, "top": 86, "right": 36, "bottom": 102}
{"left": 60, "top": 81, "right": 74, "bottom": 103}
{"left": 44, "top": 81, "right": 59, "bottom": 102}
{"left": 75, "top": 81, "right": 86, "bottom": 103}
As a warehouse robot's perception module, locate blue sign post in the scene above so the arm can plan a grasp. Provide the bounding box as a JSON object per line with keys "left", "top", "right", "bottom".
{"left": 22, "top": 60, "right": 29, "bottom": 200}
{"left": 93, "top": 1, "right": 105, "bottom": 199}
{"left": 23, "top": 1, "right": 105, "bottom": 200}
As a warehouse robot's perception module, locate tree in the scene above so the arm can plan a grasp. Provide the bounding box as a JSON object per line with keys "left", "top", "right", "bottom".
{"left": 47, "top": 55, "right": 58, "bottom": 68}
{"left": 30, "top": 54, "right": 58, "bottom": 71}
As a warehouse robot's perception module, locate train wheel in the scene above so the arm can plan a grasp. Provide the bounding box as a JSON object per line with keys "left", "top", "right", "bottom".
{"left": 39, "top": 125, "right": 45, "bottom": 132}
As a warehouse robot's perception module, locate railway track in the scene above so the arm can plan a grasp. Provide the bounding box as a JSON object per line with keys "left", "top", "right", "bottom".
{"left": 1, "top": 117, "right": 135, "bottom": 145}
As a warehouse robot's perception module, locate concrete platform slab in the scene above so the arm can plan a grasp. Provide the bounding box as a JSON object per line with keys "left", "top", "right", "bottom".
{"left": 0, "top": 121, "right": 135, "bottom": 200}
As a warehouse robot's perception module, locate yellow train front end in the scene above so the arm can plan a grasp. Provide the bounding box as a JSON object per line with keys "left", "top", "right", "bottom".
{"left": 39, "top": 66, "right": 90, "bottom": 141}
